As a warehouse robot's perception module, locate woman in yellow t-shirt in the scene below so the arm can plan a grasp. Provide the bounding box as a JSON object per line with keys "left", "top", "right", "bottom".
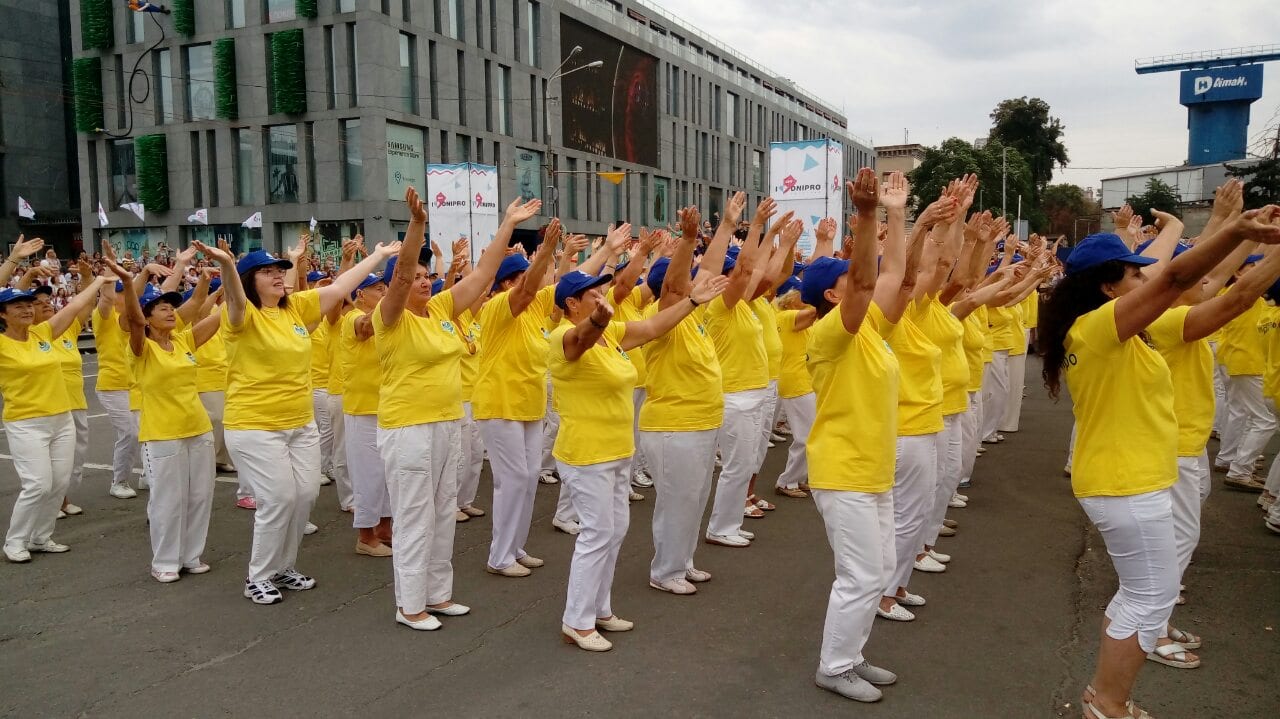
{"left": 1039, "top": 213, "right": 1280, "bottom": 719}
{"left": 376, "top": 189, "right": 541, "bottom": 631}
{"left": 802, "top": 169, "right": 904, "bottom": 703}
{"left": 605, "top": 228, "right": 662, "bottom": 489}
{"left": 110, "top": 259, "right": 223, "bottom": 583}
{"left": 773, "top": 278, "right": 815, "bottom": 497}
{"left": 92, "top": 278, "right": 142, "bottom": 499}
{"left": 1, "top": 269, "right": 106, "bottom": 563}
{"left": 195, "top": 237, "right": 400, "bottom": 605}
{"left": 550, "top": 267, "right": 728, "bottom": 651}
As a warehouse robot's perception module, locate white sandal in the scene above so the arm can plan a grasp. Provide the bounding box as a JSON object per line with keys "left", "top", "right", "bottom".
{"left": 1146, "top": 642, "right": 1200, "bottom": 669}
{"left": 1167, "top": 625, "right": 1202, "bottom": 650}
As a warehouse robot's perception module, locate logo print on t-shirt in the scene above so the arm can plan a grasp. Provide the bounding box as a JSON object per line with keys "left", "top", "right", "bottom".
{"left": 37, "top": 341, "right": 51, "bottom": 352}
{"left": 61, "top": 339, "right": 74, "bottom": 350}
{"left": 293, "top": 324, "right": 308, "bottom": 337}
{"left": 185, "top": 352, "right": 197, "bottom": 364}
{"left": 617, "top": 347, "right": 630, "bottom": 361}
{"left": 440, "top": 321, "right": 455, "bottom": 334}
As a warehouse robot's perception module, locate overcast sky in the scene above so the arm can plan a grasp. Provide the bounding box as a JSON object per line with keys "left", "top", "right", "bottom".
{"left": 650, "top": 0, "right": 1280, "bottom": 191}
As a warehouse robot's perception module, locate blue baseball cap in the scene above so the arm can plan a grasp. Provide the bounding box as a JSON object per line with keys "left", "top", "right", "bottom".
{"left": 1242, "top": 254, "right": 1264, "bottom": 268}
{"left": 0, "top": 288, "right": 36, "bottom": 307}
{"left": 791, "top": 261, "right": 807, "bottom": 276}
{"left": 306, "top": 270, "right": 326, "bottom": 283}
{"left": 1265, "top": 276, "right": 1280, "bottom": 304}
{"left": 350, "top": 272, "right": 384, "bottom": 300}
{"left": 236, "top": 249, "right": 292, "bottom": 276}
{"left": 1064, "top": 233, "right": 1157, "bottom": 276}
{"left": 115, "top": 280, "right": 125, "bottom": 292}
{"left": 555, "top": 270, "right": 613, "bottom": 310}
{"left": 778, "top": 276, "right": 801, "bottom": 296}
{"left": 493, "top": 254, "right": 531, "bottom": 291}
{"left": 31, "top": 285, "right": 53, "bottom": 297}
{"left": 139, "top": 285, "right": 183, "bottom": 314}
{"left": 1055, "top": 244, "right": 1073, "bottom": 266}
{"left": 614, "top": 260, "right": 630, "bottom": 273}
{"left": 801, "top": 257, "right": 850, "bottom": 307}
{"left": 646, "top": 257, "right": 678, "bottom": 297}
{"left": 431, "top": 278, "right": 444, "bottom": 294}
{"left": 1134, "top": 239, "right": 1192, "bottom": 259}
{"left": 726, "top": 246, "right": 741, "bottom": 259}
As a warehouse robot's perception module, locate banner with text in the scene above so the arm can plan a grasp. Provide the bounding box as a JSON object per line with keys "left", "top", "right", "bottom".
{"left": 426, "top": 162, "right": 499, "bottom": 269}
{"left": 769, "top": 139, "right": 844, "bottom": 256}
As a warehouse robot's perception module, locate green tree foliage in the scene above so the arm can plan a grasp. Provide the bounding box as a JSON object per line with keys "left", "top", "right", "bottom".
{"left": 907, "top": 137, "right": 1038, "bottom": 227}
{"left": 1226, "top": 158, "right": 1280, "bottom": 210}
{"left": 989, "top": 97, "right": 1069, "bottom": 201}
{"left": 1125, "top": 178, "right": 1182, "bottom": 220}
{"left": 1041, "top": 183, "right": 1099, "bottom": 240}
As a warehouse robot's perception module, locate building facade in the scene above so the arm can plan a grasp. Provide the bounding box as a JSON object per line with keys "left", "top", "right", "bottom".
{"left": 70, "top": 0, "right": 873, "bottom": 260}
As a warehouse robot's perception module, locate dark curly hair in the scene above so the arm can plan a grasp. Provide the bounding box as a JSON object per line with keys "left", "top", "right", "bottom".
{"left": 1037, "top": 260, "right": 1129, "bottom": 399}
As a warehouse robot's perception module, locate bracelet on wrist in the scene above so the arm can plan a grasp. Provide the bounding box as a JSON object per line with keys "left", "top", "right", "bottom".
{"left": 589, "top": 317, "right": 607, "bottom": 329}
{"left": 689, "top": 296, "right": 701, "bottom": 307}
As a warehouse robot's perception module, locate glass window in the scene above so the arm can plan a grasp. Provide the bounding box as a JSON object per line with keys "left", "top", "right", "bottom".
{"left": 347, "top": 23, "right": 359, "bottom": 105}
{"left": 752, "top": 150, "right": 763, "bottom": 192}
{"left": 444, "top": 0, "right": 460, "bottom": 39}
{"left": 566, "top": 157, "right": 578, "bottom": 220}
{"left": 235, "top": 129, "right": 255, "bottom": 205}
{"left": 399, "top": 33, "right": 416, "bottom": 114}
{"left": 154, "top": 49, "right": 174, "bottom": 124}
{"left": 185, "top": 45, "right": 215, "bottom": 121}
{"left": 324, "top": 26, "right": 336, "bottom": 109}
{"left": 498, "top": 65, "right": 511, "bottom": 135}
{"left": 453, "top": 0, "right": 465, "bottom": 39}
{"left": 267, "top": 0, "right": 296, "bottom": 22}
{"left": 267, "top": 125, "right": 299, "bottom": 204}
{"left": 726, "top": 92, "right": 738, "bottom": 137}
{"left": 129, "top": 9, "right": 146, "bottom": 43}
{"left": 110, "top": 140, "right": 137, "bottom": 209}
{"left": 456, "top": 133, "right": 471, "bottom": 162}
{"left": 428, "top": 41, "right": 439, "bottom": 120}
{"left": 338, "top": 0, "right": 356, "bottom": 11}
{"left": 226, "top": 0, "right": 247, "bottom": 29}
{"left": 525, "top": 1, "right": 539, "bottom": 66}
{"left": 342, "top": 119, "right": 362, "bottom": 201}
{"left": 456, "top": 50, "right": 466, "bottom": 125}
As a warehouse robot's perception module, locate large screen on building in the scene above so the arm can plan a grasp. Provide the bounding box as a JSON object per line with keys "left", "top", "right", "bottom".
{"left": 559, "top": 16, "right": 658, "bottom": 167}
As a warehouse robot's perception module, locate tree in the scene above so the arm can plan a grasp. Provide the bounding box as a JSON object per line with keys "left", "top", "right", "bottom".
{"left": 907, "top": 137, "right": 1037, "bottom": 226}
{"left": 989, "top": 97, "right": 1069, "bottom": 202}
{"left": 1041, "top": 183, "right": 1100, "bottom": 240}
{"left": 1226, "top": 157, "right": 1280, "bottom": 209}
{"left": 1125, "top": 178, "right": 1182, "bottom": 220}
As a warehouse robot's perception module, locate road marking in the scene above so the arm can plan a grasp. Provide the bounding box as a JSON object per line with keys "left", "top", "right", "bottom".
{"left": 0, "top": 454, "right": 238, "bottom": 483}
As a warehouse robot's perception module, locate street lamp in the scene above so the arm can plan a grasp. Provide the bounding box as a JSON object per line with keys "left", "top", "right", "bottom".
{"left": 542, "top": 46, "right": 603, "bottom": 218}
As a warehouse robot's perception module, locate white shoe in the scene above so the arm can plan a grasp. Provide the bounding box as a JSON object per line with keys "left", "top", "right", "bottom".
{"left": 397, "top": 610, "right": 442, "bottom": 631}
{"left": 303, "top": 522, "right": 318, "bottom": 535}
{"left": 28, "top": 540, "right": 70, "bottom": 553}
{"left": 631, "top": 469, "right": 654, "bottom": 488}
{"left": 538, "top": 470, "right": 559, "bottom": 485}
{"left": 770, "top": 432, "right": 788, "bottom": 443}
{"left": 649, "top": 577, "right": 697, "bottom": 595}
{"left": 319, "top": 473, "right": 332, "bottom": 486}
{"left": 737, "top": 528, "right": 755, "bottom": 540}
{"left": 896, "top": 591, "right": 926, "bottom": 607}
{"left": 426, "top": 602, "right": 471, "bottom": 616}
{"left": 948, "top": 496, "right": 967, "bottom": 508}
{"left": 552, "top": 517, "right": 581, "bottom": 535}
{"left": 685, "top": 567, "right": 712, "bottom": 583}
{"left": 926, "top": 548, "right": 951, "bottom": 564}
{"left": 56, "top": 510, "right": 67, "bottom": 519}
{"left": 109, "top": 483, "right": 137, "bottom": 499}
{"left": 151, "top": 569, "right": 180, "bottom": 583}
{"left": 705, "top": 533, "right": 750, "bottom": 548}
{"left": 913, "top": 555, "right": 947, "bottom": 573}
{"left": 952, "top": 492, "right": 969, "bottom": 503}
{"left": 876, "top": 603, "right": 916, "bottom": 622}
{"left": 62, "top": 503, "right": 83, "bottom": 516}
{"left": 4, "top": 546, "right": 31, "bottom": 563}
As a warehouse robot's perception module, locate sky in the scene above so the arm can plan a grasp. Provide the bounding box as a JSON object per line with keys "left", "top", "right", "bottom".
{"left": 648, "top": 0, "right": 1280, "bottom": 192}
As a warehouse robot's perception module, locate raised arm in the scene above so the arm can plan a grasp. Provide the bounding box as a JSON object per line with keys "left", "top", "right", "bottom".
{"left": 452, "top": 197, "right": 542, "bottom": 316}
{"left": 580, "top": 224, "right": 631, "bottom": 276}
{"left": 191, "top": 311, "right": 223, "bottom": 348}
{"left": 282, "top": 233, "right": 308, "bottom": 291}
{"left": 0, "top": 235, "right": 45, "bottom": 287}
{"left": 873, "top": 171, "right": 919, "bottom": 322}
{"left": 698, "top": 192, "right": 747, "bottom": 281}
{"left": 622, "top": 274, "right": 729, "bottom": 350}
{"left": 319, "top": 241, "right": 401, "bottom": 315}
{"left": 612, "top": 228, "right": 661, "bottom": 304}
{"left": 509, "top": 218, "right": 561, "bottom": 316}
{"left": 809, "top": 217, "right": 836, "bottom": 261}
{"left": 723, "top": 200, "right": 774, "bottom": 308}
{"left": 1137, "top": 210, "right": 1186, "bottom": 280}
{"left": 192, "top": 239, "right": 244, "bottom": 326}
{"left": 561, "top": 293, "right": 614, "bottom": 362}
{"left": 99, "top": 256, "right": 143, "bottom": 355}
{"left": 839, "top": 168, "right": 882, "bottom": 335}
{"left": 556, "top": 233, "right": 587, "bottom": 279}
{"left": 1184, "top": 246, "right": 1280, "bottom": 342}
{"left": 380, "top": 186, "right": 430, "bottom": 328}
{"left": 162, "top": 245, "right": 196, "bottom": 293}
{"left": 178, "top": 267, "right": 212, "bottom": 325}
{"left": 660, "top": 208, "right": 701, "bottom": 309}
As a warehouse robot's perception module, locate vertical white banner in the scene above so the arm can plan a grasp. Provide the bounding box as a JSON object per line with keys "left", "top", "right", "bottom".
{"left": 469, "top": 164, "right": 500, "bottom": 262}
{"left": 769, "top": 139, "right": 841, "bottom": 256}
{"left": 426, "top": 162, "right": 500, "bottom": 271}
{"left": 825, "top": 140, "right": 844, "bottom": 245}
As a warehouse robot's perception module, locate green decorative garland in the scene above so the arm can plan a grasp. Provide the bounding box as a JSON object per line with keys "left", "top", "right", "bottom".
{"left": 135, "top": 134, "right": 170, "bottom": 213}
{"left": 172, "top": 0, "right": 195, "bottom": 35}
{"left": 214, "top": 38, "right": 238, "bottom": 120}
{"left": 271, "top": 29, "right": 307, "bottom": 115}
{"left": 80, "top": 0, "right": 114, "bottom": 50}
{"left": 297, "top": 0, "right": 318, "bottom": 19}
{"left": 71, "top": 57, "right": 104, "bottom": 133}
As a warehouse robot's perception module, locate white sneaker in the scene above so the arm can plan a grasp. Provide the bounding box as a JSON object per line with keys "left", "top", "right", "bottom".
{"left": 926, "top": 548, "right": 951, "bottom": 564}
{"left": 705, "top": 532, "right": 750, "bottom": 548}
{"left": 685, "top": 567, "right": 712, "bottom": 583}
{"left": 319, "top": 473, "right": 332, "bottom": 486}
{"left": 876, "top": 603, "right": 916, "bottom": 622}
{"left": 770, "top": 432, "right": 788, "bottom": 443}
{"left": 896, "top": 591, "right": 926, "bottom": 607}
{"left": 56, "top": 510, "right": 67, "bottom": 519}
{"left": 538, "top": 470, "right": 559, "bottom": 485}
{"left": 552, "top": 517, "right": 581, "bottom": 535}
{"left": 948, "top": 496, "right": 968, "bottom": 508}
{"left": 953, "top": 492, "right": 969, "bottom": 503}
{"left": 913, "top": 555, "right": 947, "bottom": 573}
{"left": 28, "top": 540, "right": 70, "bottom": 553}
{"left": 62, "top": 503, "right": 83, "bottom": 516}
{"left": 649, "top": 577, "right": 697, "bottom": 595}
{"left": 109, "top": 483, "right": 137, "bottom": 499}
{"left": 737, "top": 528, "right": 755, "bottom": 540}
{"left": 631, "top": 469, "right": 654, "bottom": 488}
{"left": 4, "top": 545, "right": 31, "bottom": 563}
{"left": 303, "top": 522, "right": 318, "bottom": 535}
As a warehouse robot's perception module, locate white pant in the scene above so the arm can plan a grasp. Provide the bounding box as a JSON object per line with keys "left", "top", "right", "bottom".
{"left": 558, "top": 457, "right": 631, "bottom": 630}
{"left": 380, "top": 420, "right": 461, "bottom": 614}
{"left": 643, "top": 428, "right": 718, "bottom": 582}
{"left": 755, "top": 380, "right": 780, "bottom": 472}
{"left": 1001, "top": 343, "right": 1028, "bottom": 432}
{"left": 555, "top": 480, "right": 578, "bottom": 523}
{"left": 479, "top": 418, "right": 542, "bottom": 570}
{"left": 4, "top": 413, "right": 74, "bottom": 551}
{"left": 631, "top": 388, "right": 650, "bottom": 476}
{"left": 1267, "top": 450, "right": 1280, "bottom": 496}
{"left": 96, "top": 390, "right": 140, "bottom": 487}
{"left": 541, "top": 377, "right": 560, "bottom": 474}
{"left": 345, "top": 414, "right": 391, "bottom": 529}
{"left": 1066, "top": 422, "right": 1078, "bottom": 473}
{"left": 1172, "top": 454, "right": 1209, "bottom": 580}
{"left": 326, "top": 393, "right": 353, "bottom": 510}
{"left": 812, "top": 489, "right": 895, "bottom": 676}
{"left": 1209, "top": 344, "right": 1227, "bottom": 433}
{"left": 226, "top": 423, "right": 321, "bottom": 582}
{"left": 313, "top": 389, "right": 335, "bottom": 477}
{"left": 708, "top": 387, "right": 768, "bottom": 538}
{"left": 889, "top": 434, "right": 938, "bottom": 594}
{"left": 142, "top": 433, "right": 215, "bottom": 573}
{"left": 924, "top": 414, "right": 964, "bottom": 547}
{"left": 457, "top": 402, "right": 485, "bottom": 509}
{"left": 981, "top": 351, "right": 1010, "bottom": 442}
{"left": 776, "top": 393, "right": 816, "bottom": 489}
{"left": 1077, "top": 490, "right": 1179, "bottom": 653}
{"left": 959, "top": 392, "right": 981, "bottom": 484}
{"left": 1221, "top": 376, "right": 1276, "bottom": 478}
{"left": 198, "top": 391, "right": 234, "bottom": 468}
{"left": 69, "top": 409, "right": 89, "bottom": 493}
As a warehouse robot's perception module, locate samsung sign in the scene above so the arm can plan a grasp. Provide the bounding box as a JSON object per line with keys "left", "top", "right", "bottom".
{"left": 1180, "top": 65, "right": 1264, "bottom": 105}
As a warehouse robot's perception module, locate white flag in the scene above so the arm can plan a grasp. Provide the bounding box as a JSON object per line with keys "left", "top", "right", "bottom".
{"left": 97, "top": 202, "right": 109, "bottom": 227}
{"left": 17, "top": 196, "right": 34, "bottom": 219}
{"left": 121, "top": 202, "right": 145, "bottom": 222}
{"left": 241, "top": 211, "right": 263, "bottom": 229}
{"left": 187, "top": 208, "right": 209, "bottom": 225}
{"left": 309, "top": 216, "right": 318, "bottom": 233}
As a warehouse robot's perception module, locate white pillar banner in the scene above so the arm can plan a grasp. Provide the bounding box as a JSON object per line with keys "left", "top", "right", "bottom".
{"left": 426, "top": 162, "right": 500, "bottom": 271}
{"left": 769, "top": 139, "right": 844, "bottom": 257}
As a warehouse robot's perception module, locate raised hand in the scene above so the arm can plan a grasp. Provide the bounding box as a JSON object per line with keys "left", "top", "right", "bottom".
{"left": 563, "top": 233, "right": 590, "bottom": 256}
{"left": 815, "top": 217, "right": 837, "bottom": 245}
{"left": 1235, "top": 206, "right": 1280, "bottom": 244}
{"left": 340, "top": 238, "right": 358, "bottom": 263}
{"left": 192, "top": 240, "right": 233, "bottom": 265}
{"left": 1212, "top": 180, "right": 1244, "bottom": 219}
{"left": 176, "top": 244, "right": 198, "bottom": 265}
{"left": 781, "top": 217, "right": 804, "bottom": 246}
{"left": 1113, "top": 204, "right": 1134, "bottom": 230}
{"left": 451, "top": 237, "right": 469, "bottom": 258}
{"left": 722, "top": 192, "right": 747, "bottom": 227}
{"left": 353, "top": 234, "right": 368, "bottom": 257}
{"left": 372, "top": 241, "right": 403, "bottom": 258}
{"left": 101, "top": 256, "right": 131, "bottom": 281}
{"left": 750, "top": 197, "right": 778, "bottom": 228}
{"left": 678, "top": 206, "right": 702, "bottom": 239}
{"left": 503, "top": 197, "right": 542, "bottom": 225}
{"left": 287, "top": 233, "right": 309, "bottom": 262}
{"left": 878, "top": 170, "right": 910, "bottom": 211}
{"left": 406, "top": 186, "right": 428, "bottom": 223}
{"left": 918, "top": 195, "right": 959, "bottom": 226}
{"left": 144, "top": 263, "right": 174, "bottom": 278}
{"left": 590, "top": 295, "right": 615, "bottom": 325}
{"left": 690, "top": 273, "right": 730, "bottom": 304}
{"left": 8, "top": 234, "right": 45, "bottom": 262}
{"left": 605, "top": 223, "right": 632, "bottom": 252}
{"left": 847, "top": 168, "right": 879, "bottom": 214}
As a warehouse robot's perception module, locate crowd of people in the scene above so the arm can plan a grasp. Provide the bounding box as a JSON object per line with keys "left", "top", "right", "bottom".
{"left": 2, "top": 168, "right": 1279, "bottom": 716}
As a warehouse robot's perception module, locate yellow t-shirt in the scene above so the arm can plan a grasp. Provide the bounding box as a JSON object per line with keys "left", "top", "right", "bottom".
{"left": 1147, "top": 306, "right": 1214, "bottom": 457}
{"left": 1260, "top": 306, "right": 1280, "bottom": 401}
{"left": 640, "top": 306, "right": 724, "bottom": 431}
{"left": 607, "top": 290, "right": 648, "bottom": 387}
{"left": 752, "top": 297, "right": 783, "bottom": 381}
{"left": 549, "top": 321, "right": 638, "bottom": 465}
{"left": 885, "top": 314, "right": 944, "bottom": 435}
{"left": 1064, "top": 300, "right": 1177, "bottom": 497}
{"left": 132, "top": 329, "right": 213, "bottom": 442}
{"left": 374, "top": 292, "right": 466, "bottom": 427}
{"left": 325, "top": 312, "right": 346, "bottom": 396}
{"left": 1219, "top": 297, "right": 1266, "bottom": 376}
{"left": 223, "top": 289, "right": 322, "bottom": 431}
{"left": 0, "top": 323, "right": 74, "bottom": 422}
{"left": 340, "top": 308, "right": 381, "bottom": 416}
{"left": 909, "top": 296, "right": 968, "bottom": 416}
{"left": 458, "top": 308, "right": 482, "bottom": 403}
{"left": 194, "top": 326, "right": 229, "bottom": 393}
{"left": 978, "top": 305, "right": 994, "bottom": 362}
{"left": 776, "top": 309, "right": 814, "bottom": 399}
{"left": 959, "top": 309, "right": 987, "bottom": 393}
{"left": 806, "top": 303, "right": 899, "bottom": 493}
{"left": 1007, "top": 304, "right": 1027, "bottom": 357}
{"left": 93, "top": 306, "right": 132, "bottom": 392}
{"left": 988, "top": 306, "right": 1019, "bottom": 353}
{"left": 309, "top": 319, "right": 331, "bottom": 391}
{"left": 705, "top": 295, "right": 768, "bottom": 394}
{"left": 50, "top": 319, "right": 87, "bottom": 411}
{"left": 1021, "top": 291, "right": 1040, "bottom": 330}
{"left": 473, "top": 285, "right": 556, "bottom": 421}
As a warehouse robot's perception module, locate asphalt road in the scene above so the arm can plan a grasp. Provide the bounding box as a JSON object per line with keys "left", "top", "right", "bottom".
{"left": 0, "top": 357, "right": 1277, "bottom": 718}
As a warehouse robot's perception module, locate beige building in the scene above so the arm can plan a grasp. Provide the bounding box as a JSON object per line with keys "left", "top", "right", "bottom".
{"left": 873, "top": 144, "right": 925, "bottom": 220}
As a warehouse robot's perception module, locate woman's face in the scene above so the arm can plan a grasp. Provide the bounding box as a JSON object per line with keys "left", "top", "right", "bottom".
{"left": 355, "top": 282, "right": 386, "bottom": 309}
{"left": 33, "top": 295, "right": 54, "bottom": 321}
{"left": 565, "top": 286, "right": 604, "bottom": 318}
{"left": 411, "top": 264, "right": 433, "bottom": 301}
{"left": 146, "top": 301, "right": 177, "bottom": 332}
{"left": 2, "top": 299, "right": 36, "bottom": 329}
{"left": 1102, "top": 264, "right": 1148, "bottom": 299}
{"left": 254, "top": 265, "right": 288, "bottom": 303}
